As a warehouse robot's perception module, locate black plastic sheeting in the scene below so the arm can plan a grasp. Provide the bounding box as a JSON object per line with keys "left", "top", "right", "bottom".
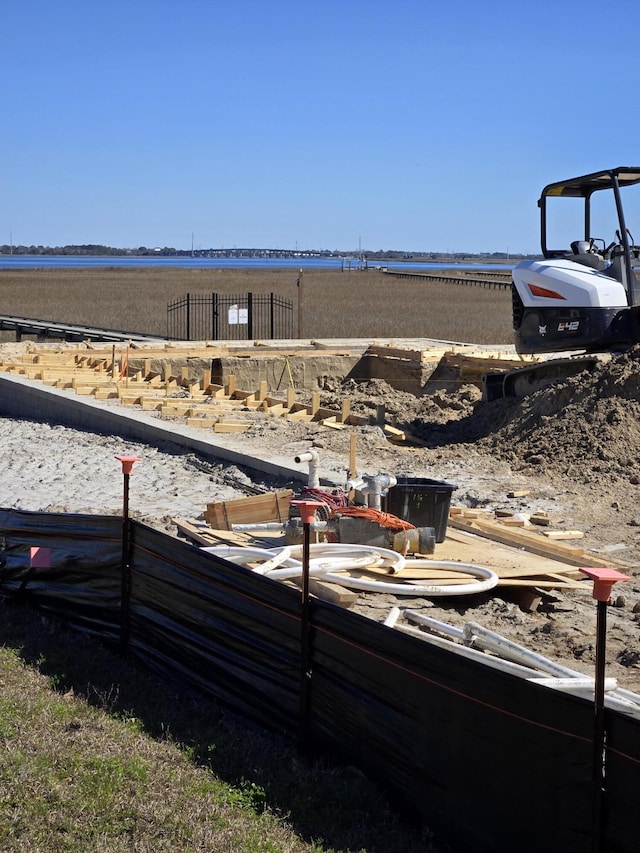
{"left": 602, "top": 709, "right": 640, "bottom": 852}
{"left": 1, "top": 508, "right": 639, "bottom": 853}
{"left": 127, "top": 522, "right": 302, "bottom": 728}
{"left": 0, "top": 508, "right": 122, "bottom": 643}
{"left": 310, "top": 604, "right": 594, "bottom": 852}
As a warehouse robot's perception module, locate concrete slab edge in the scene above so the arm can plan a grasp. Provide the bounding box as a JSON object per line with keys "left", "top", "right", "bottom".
{"left": 0, "top": 372, "right": 326, "bottom": 486}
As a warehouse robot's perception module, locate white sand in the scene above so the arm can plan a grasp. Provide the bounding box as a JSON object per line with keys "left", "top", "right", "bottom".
{"left": 0, "top": 417, "right": 250, "bottom": 523}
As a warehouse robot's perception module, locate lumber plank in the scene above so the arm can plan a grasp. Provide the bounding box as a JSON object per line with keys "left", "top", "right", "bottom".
{"left": 366, "top": 344, "right": 432, "bottom": 362}
{"left": 174, "top": 519, "right": 255, "bottom": 548}
{"left": 384, "top": 425, "right": 406, "bottom": 441}
{"left": 186, "top": 418, "right": 219, "bottom": 429}
{"left": 542, "top": 530, "right": 585, "bottom": 540}
{"left": 448, "top": 516, "right": 628, "bottom": 569}
{"left": 497, "top": 579, "right": 590, "bottom": 590}
{"left": 530, "top": 512, "right": 551, "bottom": 526}
{"left": 213, "top": 422, "right": 252, "bottom": 433}
{"left": 204, "top": 490, "right": 293, "bottom": 529}
{"left": 288, "top": 576, "right": 358, "bottom": 608}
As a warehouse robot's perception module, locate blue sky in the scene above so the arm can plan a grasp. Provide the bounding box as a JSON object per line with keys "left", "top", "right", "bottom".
{"left": 4, "top": 0, "right": 640, "bottom": 254}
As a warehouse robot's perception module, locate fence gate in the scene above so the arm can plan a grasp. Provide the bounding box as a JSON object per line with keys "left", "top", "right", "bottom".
{"left": 167, "top": 292, "right": 294, "bottom": 341}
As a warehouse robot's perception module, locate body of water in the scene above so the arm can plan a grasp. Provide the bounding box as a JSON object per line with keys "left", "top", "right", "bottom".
{"left": 0, "top": 255, "right": 514, "bottom": 272}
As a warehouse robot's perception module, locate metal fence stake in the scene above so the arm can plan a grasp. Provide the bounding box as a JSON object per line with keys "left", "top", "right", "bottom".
{"left": 291, "top": 500, "right": 322, "bottom": 754}
{"left": 115, "top": 455, "right": 141, "bottom": 654}
{"left": 580, "top": 566, "right": 630, "bottom": 853}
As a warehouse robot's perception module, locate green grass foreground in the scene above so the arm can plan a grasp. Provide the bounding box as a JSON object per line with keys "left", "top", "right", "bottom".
{"left": 0, "top": 602, "right": 443, "bottom": 853}
{"left": 0, "top": 266, "right": 512, "bottom": 343}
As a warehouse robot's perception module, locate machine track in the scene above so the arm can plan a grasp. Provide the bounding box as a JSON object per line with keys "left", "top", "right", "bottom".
{"left": 483, "top": 354, "right": 607, "bottom": 400}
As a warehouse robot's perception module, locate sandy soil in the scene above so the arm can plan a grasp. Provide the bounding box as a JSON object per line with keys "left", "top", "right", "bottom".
{"left": 2, "top": 344, "right": 640, "bottom": 694}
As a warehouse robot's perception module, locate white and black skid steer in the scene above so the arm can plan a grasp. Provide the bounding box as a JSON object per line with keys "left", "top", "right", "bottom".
{"left": 487, "top": 166, "right": 640, "bottom": 398}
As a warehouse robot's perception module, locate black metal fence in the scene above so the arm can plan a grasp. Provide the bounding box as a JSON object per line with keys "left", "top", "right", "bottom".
{"left": 166, "top": 292, "right": 294, "bottom": 341}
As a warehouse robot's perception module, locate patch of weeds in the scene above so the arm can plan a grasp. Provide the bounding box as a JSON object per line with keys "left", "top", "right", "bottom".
{"left": 225, "top": 779, "right": 268, "bottom": 814}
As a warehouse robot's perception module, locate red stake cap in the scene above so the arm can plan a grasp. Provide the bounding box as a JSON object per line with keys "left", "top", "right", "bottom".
{"left": 115, "top": 454, "right": 141, "bottom": 475}
{"left": 291, "top": 500, "right": 323, "bottom": 525}
{"left": 580, "top": 566, "right": 630, "bottom": 602}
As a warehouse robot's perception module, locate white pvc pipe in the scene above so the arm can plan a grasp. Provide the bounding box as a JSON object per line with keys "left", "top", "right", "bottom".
{"left": 313, "top": 567, "right": 498, "bottom": 596}
{"left": 294, "top": 449, "right": 320, "bottom": 488}
{"left": 613, "top": 687, "right": 640, "bottom": 705}
{"left": 463, "top": 622, "right": 588, "bottom": 679}
{"left": 393, "top": 623, "right": 542, "bottom": 677}
{"left": 384, "top": 607, "right": 401, "bottom": 628}
{"left": 602, "top": 694, "right": 640, "bottom": 717}
{"left": 528, "top": 677, "right": 618, "bottom": 691}
{"left": 397, "top": 624, "right": 640, "bottom": 715}
{"left": 200, "top": 545, "right": 292, "bottom": 575}
{"left": 362, "top": 473, "right": 398, "bottom": 510}
{"left": 266, "top": 554, "right": 382, "bottom": 580}
{"left": 345, "top": 477, "right": 366, "bottom": 492}
{"left": 404, "top": 610, "right": 465, "bottom": 641}
{"left": 285, "top": 542, "right": 406, "bottom": 574}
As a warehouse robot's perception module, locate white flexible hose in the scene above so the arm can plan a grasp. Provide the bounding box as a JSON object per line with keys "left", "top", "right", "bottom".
{"left": 203, "top": 543, "right": 498, "bottom": 597}
{"left": 266, "top": 554, "right": 385, "bottom": 580}
{"left": 316, "top": 566, "right": 498, "bottom": 596}
{"left": 273, "top": 545, "right": 496, "bottom": 596}
{"left": 200, "top": 545, "right": 292, "bottom": 575}
{"left": 285, "top": 543, "right": 406, "bottom": 574}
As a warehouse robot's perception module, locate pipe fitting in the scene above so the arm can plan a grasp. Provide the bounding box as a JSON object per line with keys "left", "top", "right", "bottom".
{"left": 294, "top": 449, "right": 320, "bottom": 488}
{"left": 361, "top": 473, "right": 398, "bottom": 509}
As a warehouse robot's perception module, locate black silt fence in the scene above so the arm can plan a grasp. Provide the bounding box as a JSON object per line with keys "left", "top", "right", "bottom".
{"left": 1, "top": 507, "right": 639, "bottom": 853}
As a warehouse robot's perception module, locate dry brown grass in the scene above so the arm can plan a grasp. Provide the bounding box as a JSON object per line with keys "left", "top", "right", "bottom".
{"left": 0, "top": 267, "right": 514, "bottom": 343}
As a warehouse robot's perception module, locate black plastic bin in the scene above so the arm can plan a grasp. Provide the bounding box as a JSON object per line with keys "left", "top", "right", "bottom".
{"left": 384, "top": 477, "right": 456, "bottom": 543}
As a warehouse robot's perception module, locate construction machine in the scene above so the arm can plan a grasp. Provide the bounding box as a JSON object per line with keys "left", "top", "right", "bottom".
{"left": 487, "top": 166, "right": 640, "bottom": 398}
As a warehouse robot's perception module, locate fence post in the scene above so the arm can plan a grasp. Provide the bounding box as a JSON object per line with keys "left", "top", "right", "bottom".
{"left": 185, "top": 293, "right": 191, "bottom": 341}
{"left": 291, "top": 500, "right": 323, "bottom": 754}
{"left": 270, "top": 292, "right": 275, "bottom": 339}
{"left": 212, "top": 293, "right": 218, "bottom": 340}
{"left": 297, "top": 270, "right": 303, "bottom": 339}
{"left": 115, "top": 454, "right": 140, "bottom": 655}
{"left": 579, "top": 567, "right": 631, "bottom": 853}
{"left": 247, "top": 292, "right": 253, "bottom": 340}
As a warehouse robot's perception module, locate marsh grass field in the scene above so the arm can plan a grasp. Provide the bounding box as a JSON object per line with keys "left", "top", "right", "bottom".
{"left": 0, "top": 266, "right": 514, "bottom": 343}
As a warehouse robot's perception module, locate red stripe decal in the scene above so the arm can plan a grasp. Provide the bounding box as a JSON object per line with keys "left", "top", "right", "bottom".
{"left": 528, "top": 283, "right": 566, "bottom": 299}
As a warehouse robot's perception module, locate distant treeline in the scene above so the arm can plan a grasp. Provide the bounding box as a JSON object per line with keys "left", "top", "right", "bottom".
{"left": 0, "top": 244, "right": 531, "bottom": 261}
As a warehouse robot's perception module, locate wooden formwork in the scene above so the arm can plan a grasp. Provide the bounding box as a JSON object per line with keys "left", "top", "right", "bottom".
{"left": 0, "top": 341, "right": 534, "bottom": 439}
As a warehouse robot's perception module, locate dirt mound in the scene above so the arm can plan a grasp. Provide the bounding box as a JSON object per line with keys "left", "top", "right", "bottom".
{"left": 475, "top": 347, "right": 640, "bottom": 485}
{"left": 337, "top": 348, "right": 640, "bottom": 490}
{"left": 320, "top": 377, "right": 483, "bottom": 426}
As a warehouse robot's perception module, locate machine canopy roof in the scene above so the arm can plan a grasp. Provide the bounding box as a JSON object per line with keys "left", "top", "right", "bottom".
{"left": 542, "top": 166, "right": 640, "bottom": 200}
